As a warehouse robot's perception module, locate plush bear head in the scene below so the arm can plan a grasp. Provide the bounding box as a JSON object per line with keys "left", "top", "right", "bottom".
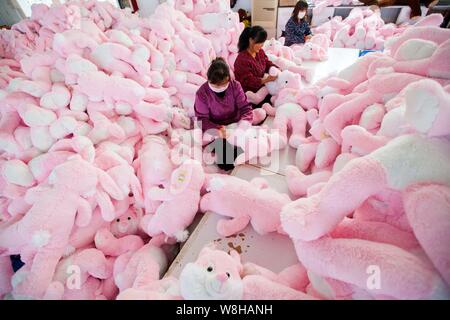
{"left": 110, "top": 208, "right": 141, "bottom": 238}
{"left": 179, "top": 246, "right": 244, "bottom": 300}
{"left": 266, "top": 68, "right": 302, "bottom": 96}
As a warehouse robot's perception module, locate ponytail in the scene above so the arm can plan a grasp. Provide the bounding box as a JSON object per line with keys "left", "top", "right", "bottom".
{"left": 238, "top": 26, "right": 268, "bottom": 52}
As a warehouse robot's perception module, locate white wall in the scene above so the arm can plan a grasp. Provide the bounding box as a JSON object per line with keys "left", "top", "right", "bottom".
{"left": 137, "top": 0, "right": 161, "bottom": 17}
{"left": 233, "top": 0, "right": 251, "bottom": 12}
{"left": 15, "top": 0, "right": 53, "bottom": 17}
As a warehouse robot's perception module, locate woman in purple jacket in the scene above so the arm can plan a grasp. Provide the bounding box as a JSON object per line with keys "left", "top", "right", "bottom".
{"left": 194, "top": 58, "right": 253, "bottom": 171}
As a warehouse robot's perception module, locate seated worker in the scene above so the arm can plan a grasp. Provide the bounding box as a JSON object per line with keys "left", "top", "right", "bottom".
{"left": 234, "top": 26, "right": 278, "bottom": 109}
{"left": 284, "top": 0, "right": 312, "bottom": 47}
{"left": 194, "top": 57, "right": 254, "bottom": 171}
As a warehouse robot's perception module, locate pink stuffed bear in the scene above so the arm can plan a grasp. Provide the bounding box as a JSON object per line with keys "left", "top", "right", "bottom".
{"left": 200, "top": 175, "right": 291, "bottom": 236}
{"left": 246, "top": 67, "right": 302, "bottom": 106}
{"left": 0, "top": 156, "right": 124, "bottom": 299}
{"left": 141, "top": 160, "right": 205, "bottom": 242}
{"left": 113, "top": 243, "right": 168, "bottom": 292}
{"left": 179, "top": 246, "right": 317, "bottom": 300}
{"left": 48, "top": 248, "right": 112, "bottom": 299}
{"left": 133, "top": 135, "right": 174, "bottom": 214}
{"left": 280, "top": 79, "right": 450, "bottom": 293}
{"left": 368, "top": 39, "right": 450, "bottom": 80}
{"left": 269, "top": 103, "right": 308, "bottom": 149}
{"left": 292, "top": 34, "right": 329, "bottom": 61}
{"left": 323, "top": 71, "right": 425, "bottom": 143}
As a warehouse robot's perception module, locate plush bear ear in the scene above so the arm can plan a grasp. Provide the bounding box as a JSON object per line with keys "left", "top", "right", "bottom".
{"left": 199, "top": 243, "right": 217, "bottom": 257}
{"left": 170, "top": 161, "right": 193, "bottom": 195}
{"left": 96, "top": 169, "right": 125, "bottom": 201}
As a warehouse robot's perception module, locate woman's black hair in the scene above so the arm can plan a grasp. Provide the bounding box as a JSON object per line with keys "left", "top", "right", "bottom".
{"left": 292, "top": 0, "right": 309, "bottom": 24}
{"left": 238, "top": 26, "right": 268, "bottom": 52}
{"left": 207, "top": 57, "right": 230, "bottom": 85}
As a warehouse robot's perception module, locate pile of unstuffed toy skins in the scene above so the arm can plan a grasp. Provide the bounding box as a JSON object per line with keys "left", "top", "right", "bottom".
{"left": 0, "top": 0, "right": 449, "bottom": 300}
{"left": 311, "top": 4, "right": 446, "bottom": 50}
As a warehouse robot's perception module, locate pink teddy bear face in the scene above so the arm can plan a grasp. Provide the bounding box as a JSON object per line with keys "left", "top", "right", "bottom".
{"left": 110, "top": 209, "right": 140, "bottom": 238}
{"left": 179, "top": 247, "right": 244, "bottom": 300}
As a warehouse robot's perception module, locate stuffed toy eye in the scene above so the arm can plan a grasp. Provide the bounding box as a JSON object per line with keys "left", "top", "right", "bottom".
{"left": 226, "top": 272, "right": 230, "bottom": 278}
{"left": 207, "top": 266, "right": 213, "bottom": 272}
{"left": 116, "top": 218, "right": 120, "bottom": 222}
{"left": 127, "top": 217, "right": 131, "bottom": 220}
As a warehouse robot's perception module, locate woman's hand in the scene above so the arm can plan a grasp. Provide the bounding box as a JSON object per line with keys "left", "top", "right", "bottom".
{"left": 262, "top": 74, "right": 278, "bottom": 84}
{"left": 218, "top": 126, "right": 228, "bottom": 139}
{"left": 305, "top": 35, "right": 312, "bottom": 41}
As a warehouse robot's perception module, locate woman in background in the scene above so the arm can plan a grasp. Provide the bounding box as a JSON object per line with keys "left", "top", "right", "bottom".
{"left": 284, "top": 0, "right": 312, "bottom": 47}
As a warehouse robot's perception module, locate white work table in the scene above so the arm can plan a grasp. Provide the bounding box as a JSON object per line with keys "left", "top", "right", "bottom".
{"left": 164, "top": 48, "right": 361, "bottom": 277}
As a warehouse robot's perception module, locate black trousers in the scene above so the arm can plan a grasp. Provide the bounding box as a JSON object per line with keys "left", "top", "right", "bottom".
{"left": 211, "top": 138, "right": 244, "bottom": 171}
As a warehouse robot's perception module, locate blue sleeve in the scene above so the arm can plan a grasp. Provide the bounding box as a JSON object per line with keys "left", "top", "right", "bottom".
{"left": 304, "top": 21, "right": 312, "bottom": 36}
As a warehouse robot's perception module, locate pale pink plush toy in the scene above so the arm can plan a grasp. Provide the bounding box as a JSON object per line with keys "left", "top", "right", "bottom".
{"left": 281, "top": 80, "right": 450, "bottom": 293}
{"left": 66, "top": 208, "right": 109, "bottom": 256}
{"left": 90, "top": 42, "right": 151, "bottom": 87}
{"left": 133, "top": 135, "right": 173, "bottom": 214}
{"left": 266, "top": 55, "right": 313, "bottom": 83}
{"left": 385, "top": 26, "right": 450, "bottom": 58}
{"left": 0, "top": 156, "right": 124, "bottom": 299}
{"left": 28, "top": 141, "right": 92, "bottom": 184}
{"left": 106, "top": 163, "right": 144, "bottom": 209}
{"left": 269, "top": 103, "right": 308, "bottom": 148}
{"left": 170, "top": 128, "right": 203, "bottom": 165}
{"left": 179, "top": 246, "right": 317, "bottom": 300}
{"left": 171, "top": 35, "right": 205, "bottom": 75}
{"left": 323, "top": 71, "right": 425, "bottom": 143}
{"left": 292, "top": 34, "right": 329, "bottom": 61}
{"left": 226, "top": 124, "right": 283, "bottom": 165}
{"left": 113, "top": 243, "right": 168, "bottom": 292}
{"left": 368, "top": 39, "right": 450, "bottom": 80}
{"left": 195, "top": 10, "right": 239, "bottom": 34}
{"left": 294, "top": 135, "right": 340, "bottom": 173}
{"left": 75, "top": 70, "right": 146, "bottom": 113}
{"left": 246, "top": 67, "right": 302, "bottom": 105}
{"left": 293, "top": 187, "right": 449, "bottom": 300}
{"left": 109, "top": 207, "right": 146, "bottom": 239}
{"left": 200, "top": 174, "right": 291, "bottom": 236}
{"left": 294, "top": 236, "right": 449, "bottom": 300}
{"left": 141, "top": 160, "right": 204, "bottom": 242}
{"left": 95, "top": 227, "right": 144, "bottom": 257}
{"left": 52, "top": 29, "right": 99, "bottom": 58}
{"left": 263, "top": 37, "right": 299, "bottom": 62}
{"left": 48, "top": 248, "right": 112, "bottom": 298}
{"left": 283, "top": 78, "right": 450, "bottom": 240}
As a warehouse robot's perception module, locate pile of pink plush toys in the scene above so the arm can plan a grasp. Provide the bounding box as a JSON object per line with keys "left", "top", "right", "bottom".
{"left": 312, "top": 6, "right": 444, "bottom": 50}
{"left": 0, "top": 0, "right": 449, "bottom": 300}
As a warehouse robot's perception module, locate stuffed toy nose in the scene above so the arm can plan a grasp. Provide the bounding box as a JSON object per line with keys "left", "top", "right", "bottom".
{"left": 118, "top": 222, "right": 129, "bottom": 233}
{"left": 216, "top": 273, "right": 228, "bottom": 283}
